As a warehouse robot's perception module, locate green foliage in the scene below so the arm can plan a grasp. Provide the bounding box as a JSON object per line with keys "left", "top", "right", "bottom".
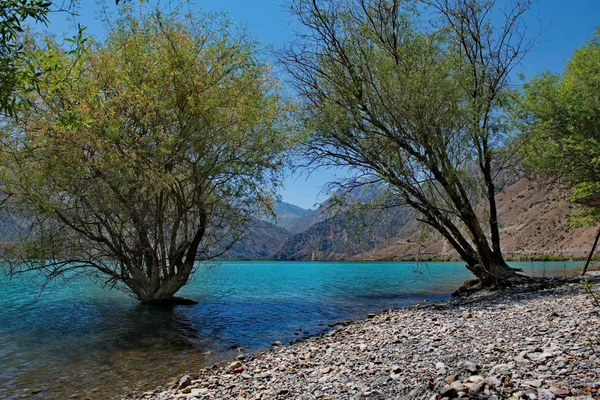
{"left": 0, "top": 4, "right": 292, "bottom": 301}
{"left": 0, "top": 0, "right": 52, "bottom": 43}
{"left": 573, "top": 255, "right": 600, "bottom": 262}
{"left": 532, "top": 254, "right": 567, "bottom": 262}
{"left": 281, "top": 0, "right": 531, "bottom": 284}
{"left": 0, "top": 1, "right": 85, "bottom": 116}
{"left": 0, "top": 0, "right": 51, "bottom": 115}
{"left": 520, "top": 29, "right": 600, "bottom": 225}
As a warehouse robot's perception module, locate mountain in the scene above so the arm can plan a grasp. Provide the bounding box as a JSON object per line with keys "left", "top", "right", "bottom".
{"left": 221, "top": 218, "right": 291, "bottom": 260}
{"left": 274, "top": 205, "right": 414, "bottom": 260}
{"left": 2, "top": 178, "right": 598, "bottom": 262}
{"left": 274, "top": 202, "right": 312, "bottom": 218}
{"left": 0, "top": 212, "right": 27, "bottom": 242}
{"left": 274, "top": 170, "right": 600, "bottom": 262}
{"left": 264, "top": 201, "right": 323, "bottom": 234}
{"left": 274, "top": 181, "right": 416, "bottom": 260}
{"left": 355, "top": 179, "right": 599, "bottom": 261}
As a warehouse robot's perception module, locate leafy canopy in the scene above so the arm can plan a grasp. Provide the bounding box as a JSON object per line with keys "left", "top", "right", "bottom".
{"left": 0, "top": 1, "right": 87, "bottom": 116}
{"left": 0, "top": 3, "right": 292, "bottom": 301}
{"left": 280, "top": 0, "right": 531, "bottom": 286}
{"left": 521, "top": 29, "right": 600, "bottom": 224}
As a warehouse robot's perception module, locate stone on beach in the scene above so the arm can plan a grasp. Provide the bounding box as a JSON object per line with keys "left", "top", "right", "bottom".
{"left": 126, "top": 276, "right": 600, "bottom": 400}
{"left": 176, "top": 375, "right": 191, "bottom": 389}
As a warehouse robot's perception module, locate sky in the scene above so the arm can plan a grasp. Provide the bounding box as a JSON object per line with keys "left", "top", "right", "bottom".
{"left": 44, "top": 0, "right": 600, "bottom": 209}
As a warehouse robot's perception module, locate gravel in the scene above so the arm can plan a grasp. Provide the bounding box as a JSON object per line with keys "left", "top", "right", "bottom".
{"left": 125, "top": 275, "right": 600, "bottom": 400}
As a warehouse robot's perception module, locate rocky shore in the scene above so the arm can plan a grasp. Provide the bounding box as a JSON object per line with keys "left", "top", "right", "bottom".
{"left": 127, "top": 276, "right": 600, "bottom": 400}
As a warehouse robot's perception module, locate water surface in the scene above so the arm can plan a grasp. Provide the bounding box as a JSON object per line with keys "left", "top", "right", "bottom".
{"left": 0, "top": 261, "right": 583, "bottom": 399}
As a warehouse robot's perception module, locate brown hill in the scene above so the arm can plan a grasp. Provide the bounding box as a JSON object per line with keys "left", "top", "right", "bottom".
{"left": 356, "top": 179, "right": 599, "bottom": 261}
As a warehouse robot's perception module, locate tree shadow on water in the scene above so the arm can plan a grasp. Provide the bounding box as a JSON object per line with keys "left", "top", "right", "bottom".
{"left": 107, "top": 304, "right": 204, "bottom": 351}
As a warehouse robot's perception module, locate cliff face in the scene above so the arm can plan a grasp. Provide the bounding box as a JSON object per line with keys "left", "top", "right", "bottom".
{"left": 488, "top": 179, "right": 598, "bottom": 259}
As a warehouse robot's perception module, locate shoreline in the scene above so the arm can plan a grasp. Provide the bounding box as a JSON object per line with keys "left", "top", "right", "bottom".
{"left": 125, "top": 275, "right": 600, "bottom": 400}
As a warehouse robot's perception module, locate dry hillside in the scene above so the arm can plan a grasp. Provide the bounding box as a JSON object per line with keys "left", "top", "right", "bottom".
{"left": 356, "top": 179, "right": 599, "bottom": 261}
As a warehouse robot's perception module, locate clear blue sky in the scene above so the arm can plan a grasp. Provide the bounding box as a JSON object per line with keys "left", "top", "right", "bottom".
{"left": 45, "top": 0, "right": 600, "bottom": 209}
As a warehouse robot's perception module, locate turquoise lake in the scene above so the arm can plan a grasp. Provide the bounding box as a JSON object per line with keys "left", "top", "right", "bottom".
{"left": 0, "top": 261, "right": 584, "bottom": 399}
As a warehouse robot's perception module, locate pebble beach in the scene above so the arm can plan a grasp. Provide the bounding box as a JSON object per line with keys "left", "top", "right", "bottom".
{"left": 127, "top": 275, "right": 600, "bottom": 400}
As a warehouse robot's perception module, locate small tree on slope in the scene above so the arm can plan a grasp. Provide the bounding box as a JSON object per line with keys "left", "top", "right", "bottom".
{"left": 520, "top": 30, "right": 600, "bottom": 225}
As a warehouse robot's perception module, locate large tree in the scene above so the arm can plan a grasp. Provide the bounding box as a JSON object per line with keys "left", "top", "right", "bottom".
{"left": 281, "top": 0, "right": 532, "bottom": 287}
{"left": 0, "top": 4, "right": 291, "bottom": 304}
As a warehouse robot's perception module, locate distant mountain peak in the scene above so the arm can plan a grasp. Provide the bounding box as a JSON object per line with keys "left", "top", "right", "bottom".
{"left": 274, "top": 201, "right": 312, "bottom": 218}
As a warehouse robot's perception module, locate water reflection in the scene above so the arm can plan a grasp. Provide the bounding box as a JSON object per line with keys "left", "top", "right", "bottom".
{"left": 0, "top": 296, "right": 214, "bottom": 400}
{"left": 112, "top": 305, "right": 200, "bottom": 350}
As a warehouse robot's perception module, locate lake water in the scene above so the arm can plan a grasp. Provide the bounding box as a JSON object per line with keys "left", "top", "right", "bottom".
{"left": 0, "top": 261, "right": 583, "bottom": 399}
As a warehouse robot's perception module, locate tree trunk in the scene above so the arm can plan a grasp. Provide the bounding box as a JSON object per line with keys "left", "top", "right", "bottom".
{"left": 582, "top": 226, "right": 600, "bottom": 277}
{"left": 127, "top": 271, "right": 198, "bottom": 306}
{"left": 469, "top": 260, "right": 521, "bottom": 287}
{"left": 126, "top": 209, "right": 207, "bottom": 305}
{"left": 420, "top": 196, "right": 525, "bottom": 289}
{"left": 456, "top": 252, "right": 527, "bottom": 296}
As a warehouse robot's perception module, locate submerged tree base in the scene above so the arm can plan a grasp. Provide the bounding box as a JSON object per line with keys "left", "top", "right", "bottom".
{"left": 452, "top": 274, "right": 531, "bottom": 297}
{"left": 140, "top": 297, "right": 199, "bottom": 306}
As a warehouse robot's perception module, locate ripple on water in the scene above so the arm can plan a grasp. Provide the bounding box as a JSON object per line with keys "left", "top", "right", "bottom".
{"left": 0, "top": 260, "right": 585, "bottom": 399}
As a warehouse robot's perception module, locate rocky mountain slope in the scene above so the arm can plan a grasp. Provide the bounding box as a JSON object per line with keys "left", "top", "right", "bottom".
{"left": 0, "top": 212, "right": 27, "bottom": 243}
{"left": 1, "top": 179, "right": 597, "bottom": 261}
{"left": 231, "top": 177, "right": 600, "bottom": 261}
{"left": 355, "top": 179, "right": 599, "bottom": 261}
{"left": 268, "top": 202, "right": 322, "bottom": 234}
{"left": 222, "top": 218, "right": 291, "bottom": 260}
{"left": 273, "top": 205, "right": 414, "bottom": 260}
